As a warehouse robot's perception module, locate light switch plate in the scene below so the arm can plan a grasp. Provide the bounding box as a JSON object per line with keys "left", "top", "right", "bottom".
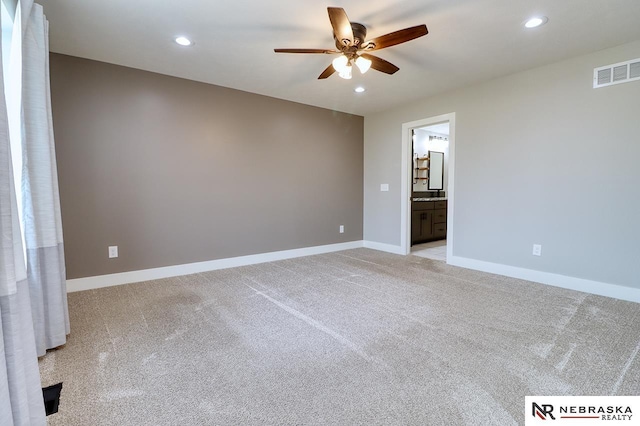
{"left": 532, "top": 244, "right": 542, "bottom": 256}
{"left": 380, "top": 183, "right": 389, "bottom": 192}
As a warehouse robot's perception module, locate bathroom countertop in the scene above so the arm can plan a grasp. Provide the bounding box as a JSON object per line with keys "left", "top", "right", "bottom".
{"left": 412, "top": 197, "right": 448, "bottom": 202}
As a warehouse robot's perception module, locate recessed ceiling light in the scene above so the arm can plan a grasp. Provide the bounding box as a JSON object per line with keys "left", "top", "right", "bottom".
{"left": 354, "top": 86, "right": 366, "bottom": 93}
{"left": 175, "top": 36, "right": 193, "bottom": 46}
{"left": 524, "top": 16, "right": 548, "bottom": 29}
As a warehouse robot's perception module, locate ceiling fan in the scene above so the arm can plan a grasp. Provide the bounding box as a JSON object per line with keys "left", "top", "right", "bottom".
{"left": 274, "top": 7, "right": 428, "bottom": 80}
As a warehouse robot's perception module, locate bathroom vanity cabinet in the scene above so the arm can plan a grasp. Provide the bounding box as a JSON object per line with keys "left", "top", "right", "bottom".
{"left": 411, "top": 199, "right": 447, "bottom": 244}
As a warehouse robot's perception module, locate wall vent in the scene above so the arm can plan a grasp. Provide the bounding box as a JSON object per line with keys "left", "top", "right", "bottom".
{"left": 594, "top": 58, "right": 640, "bottom": 88}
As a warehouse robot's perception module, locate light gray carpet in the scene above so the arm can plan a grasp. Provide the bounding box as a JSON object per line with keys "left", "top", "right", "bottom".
{"left": 39, "top": 248, "right": 640, "bottom": 425}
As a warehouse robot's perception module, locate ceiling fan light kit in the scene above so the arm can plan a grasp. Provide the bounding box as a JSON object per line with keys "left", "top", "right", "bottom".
{"left": 274, "top": 7, "right": 428, "bottom": 80}
{"left": 331, "top": 54, "right": 371, "bottom": 79}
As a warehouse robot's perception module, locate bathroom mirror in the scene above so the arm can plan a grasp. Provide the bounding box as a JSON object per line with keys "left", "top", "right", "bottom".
{"left": 428, "top": 151, "right": 444, "bottom": 190}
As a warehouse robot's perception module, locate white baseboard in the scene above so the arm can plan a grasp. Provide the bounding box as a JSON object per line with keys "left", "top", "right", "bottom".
{"left": 68, "top": 241, "right": 637, "bottom": 304}
{"left": 67, "top": 241, "right": 364, "bottom": 292}
{"left": 448, "top": 255, "right": 640, "bottom": 303}
{"left": 362, "top": 240, "right": 406, "bottom": 255}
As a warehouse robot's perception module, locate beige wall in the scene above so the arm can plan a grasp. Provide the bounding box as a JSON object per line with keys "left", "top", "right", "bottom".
{"left": 50, "top": 54, "right": 363, "bottom": 279}
{"left": 364, "top": 40, "right": 640, "bottom": 289}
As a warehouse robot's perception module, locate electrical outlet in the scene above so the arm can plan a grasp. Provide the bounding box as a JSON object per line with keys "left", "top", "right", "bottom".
{"left": 532, "top": 244, "right": 542, "bottom": 256}
{"left": 108, "top": 246, "right": 118, "bottom": 259}
{"left": 380, "top": 183, "right": 389, "bottom": 192}
{"left": 339, "top": 225, "right": 344, "bottom": 233}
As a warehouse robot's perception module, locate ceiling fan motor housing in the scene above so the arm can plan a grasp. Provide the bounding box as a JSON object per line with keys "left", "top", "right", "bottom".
{"left": 334, "top": 22, "right": 368, "bottom": 53}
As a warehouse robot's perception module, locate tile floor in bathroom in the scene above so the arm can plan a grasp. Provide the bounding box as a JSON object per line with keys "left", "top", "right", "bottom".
{"left": 411, "top": 239, "right": 447, "bottom": 261}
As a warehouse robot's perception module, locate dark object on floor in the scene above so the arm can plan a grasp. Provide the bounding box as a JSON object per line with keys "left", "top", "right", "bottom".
{"left": 42, "top": 382, "right": 63, "bottom": 416}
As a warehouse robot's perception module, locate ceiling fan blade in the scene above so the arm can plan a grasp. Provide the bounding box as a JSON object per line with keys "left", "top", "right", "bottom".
{"left": 364, "top": 24, "right": 428, "bottom": 51}
{"left": 327, "top": 7, "right": 354, "bottom": 47}
{"left": 360, "top": 54, "right": 399, "bottom": 75}
{"left": 274, "top": 48, "right": 340, "bottom": 54}
{"left": 318, "top": 64, "right": 336, "bottom": 79}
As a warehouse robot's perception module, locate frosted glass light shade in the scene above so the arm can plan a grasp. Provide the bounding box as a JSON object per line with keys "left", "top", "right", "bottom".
{"left": 332, "top": 55, "right": 348, "bottom": 72}
{"left": 355, "top": 56, "right": 372, "bottom": 73}
{"left": 338, "top": 65, "right": 352, "bottom": 79}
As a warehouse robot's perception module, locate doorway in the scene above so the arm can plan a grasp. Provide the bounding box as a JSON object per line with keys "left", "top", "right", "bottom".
{"left": 400, "top": 113, "right": 455, "bottom": 262}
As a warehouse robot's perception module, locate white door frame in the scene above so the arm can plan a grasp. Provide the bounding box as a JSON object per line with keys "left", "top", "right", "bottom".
{"left": 400, "top": 113, "right": 456, "bottom": 259}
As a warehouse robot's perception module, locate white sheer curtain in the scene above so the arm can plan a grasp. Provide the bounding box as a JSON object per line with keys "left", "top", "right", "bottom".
{"left": 1, "top": 1, "right": 46, "bottom": 423}
{"left": 1, "top": 0, "right": 68, "bottom": 423}
{"left": 21, "top": 0, "right": 69, "bottom": 356}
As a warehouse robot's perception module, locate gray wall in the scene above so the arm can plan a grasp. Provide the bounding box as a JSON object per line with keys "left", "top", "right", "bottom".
{"left": 50, "top": 54, "right": 363, "bottom": 279}
{"left": 364, "top": 40, "right": 640, "bottom": 289}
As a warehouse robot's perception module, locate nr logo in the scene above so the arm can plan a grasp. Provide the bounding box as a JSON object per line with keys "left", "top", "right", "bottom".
{"left": 533, "top": 402, "right": 556, "bottom": 420}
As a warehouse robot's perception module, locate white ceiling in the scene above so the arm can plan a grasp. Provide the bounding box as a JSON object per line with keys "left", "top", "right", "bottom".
{"left": 420, "top": 123, "right": 449, "bottom": 136}
{"left": 41, "top": 0, "right": 640, "bottom": 116}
